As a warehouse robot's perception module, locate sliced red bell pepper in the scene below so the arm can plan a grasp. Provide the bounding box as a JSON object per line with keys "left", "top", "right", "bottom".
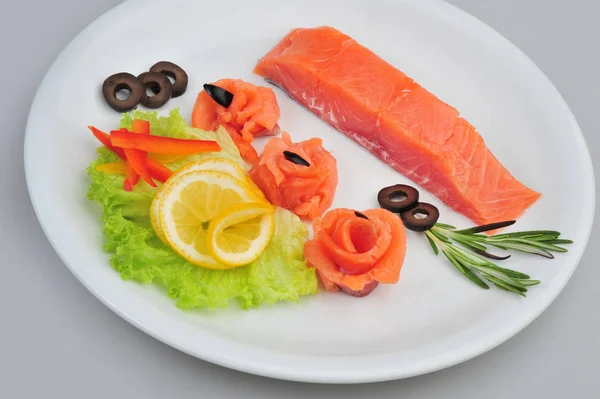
{"left": 124, "top": 119, "right": 156, "bottom": 188}
{"left": 124, "top": 163, "right": 140, "bottom": 192}
{"left": 131, "top": 119, "right": 150, "bottom": 135}
{"left": 88, "top": 126, "right": 126, "bottom": 160}
{"left": 110, "top": 130, "right": 221, "bottom": 154}
{"left": 123, "top": 148, "right": 155, "bottom": 187}
{"left": 146, "top": 158, "right": 172, "bottom": 183}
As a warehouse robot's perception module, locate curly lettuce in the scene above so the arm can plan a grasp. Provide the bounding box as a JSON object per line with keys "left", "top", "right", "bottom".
{"left": 87, "top": 109, "right": 317, "bottom": 310}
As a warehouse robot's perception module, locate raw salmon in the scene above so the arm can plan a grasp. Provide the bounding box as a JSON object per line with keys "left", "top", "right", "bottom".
{"left": 191, "top": 78, "right": 281, "bottom": 163}
{"left": 255, "top": 26, "right": 541, "bottom": 225}
{"left": 304, "top": 208, "right": 407, "bottom": 295}
{"left": 249, "top": 132, "right": 337, "bottom": 220}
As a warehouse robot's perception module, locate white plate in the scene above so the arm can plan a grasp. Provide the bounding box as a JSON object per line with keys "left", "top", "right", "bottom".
{"left": 24, "top": 0, "right": 594, "bottom": 383}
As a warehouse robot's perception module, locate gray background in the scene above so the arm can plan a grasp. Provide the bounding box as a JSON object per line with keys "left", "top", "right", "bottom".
{"left": 1, "top": 0, "right": 598, "bottom": 397}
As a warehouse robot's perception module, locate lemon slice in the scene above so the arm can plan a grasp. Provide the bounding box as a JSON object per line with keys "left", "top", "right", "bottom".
{"left": 169, "top": 158, "right": 265, "bottom": 200}
{"left": 158, "top": 170, "right": 258, "bottom": 269}
{"left": 150, "top": 158, "right": 265, "bottom": 243}
{"left": 207, "top": 203, "right": 275, "bottom": 267}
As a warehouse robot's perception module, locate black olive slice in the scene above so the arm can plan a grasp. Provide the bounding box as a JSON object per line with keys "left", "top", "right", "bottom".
{"left": 283, "top": 150, "right": 310, "bottom": 167}
{"left": 400, "top": 202, "right": 440, "bottom": 232}
{"left": 377, "top": 184, "right": 419, "bottom": 213}
{"left": 102, "top": 72, "right": 143, "bottom": 112}
{"left": 354, "top": 211, "right": 369, "bottom": 220}
{"left": 203, "top": 83, "right": 234, "bottom": 108}
{"left": 148, "top": 61, "right": 188, "bottom": 98}
{"left": 137, "top": 72, "right": 173, "bottom": 109}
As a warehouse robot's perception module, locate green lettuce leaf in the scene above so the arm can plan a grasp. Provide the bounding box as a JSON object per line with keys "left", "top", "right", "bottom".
{"left": 87, "top": 109, "right": 317, "bottom": 310}
{"left": 248, "top": 208, "right": 318, "bottom": 306}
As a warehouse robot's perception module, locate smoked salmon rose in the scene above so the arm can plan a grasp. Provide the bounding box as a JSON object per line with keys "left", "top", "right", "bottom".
{"left": 304, "top": 208, "right": 407, "bottom": 297}
{"left": 249, "top": 132, "right": 337, "bottom": 220}
{"left": 191, "top": 78, "right": 281, "bottom": 163}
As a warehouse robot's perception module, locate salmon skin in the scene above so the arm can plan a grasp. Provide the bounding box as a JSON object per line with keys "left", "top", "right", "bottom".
{"left": 254, "top": 26, "right": 541, "bottom": 225}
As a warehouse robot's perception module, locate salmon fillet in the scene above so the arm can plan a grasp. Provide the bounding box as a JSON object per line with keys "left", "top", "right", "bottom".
{"left": 254, "top": 26, "right": 541, "bottom": 225}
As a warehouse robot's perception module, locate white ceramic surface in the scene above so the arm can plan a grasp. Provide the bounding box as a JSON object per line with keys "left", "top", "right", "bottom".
{"left": 24, "top": 0, "right": 594, "bottom": 383}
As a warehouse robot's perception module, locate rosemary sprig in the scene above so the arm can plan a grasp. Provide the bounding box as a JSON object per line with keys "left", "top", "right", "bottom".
{"left": 424, "top": 221, "right": 572, "bottom": 296}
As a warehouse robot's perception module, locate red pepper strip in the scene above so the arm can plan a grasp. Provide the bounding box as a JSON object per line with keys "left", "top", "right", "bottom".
{"left": 125, "top": 119, "right": 156, "bottom": 188}
{"left": 146, "top": 158, "right": 172, "bottom": 183}
{"left": 122, "top": 125, "right": 143, "bottom": 189}
{"left": 124, "top": 163, "right": 140, "bottom": 192}
{"left": 88, "top": 126, "right": 126, "bottom": 160}
{"left": 131, "top": 119, "right": 150, "bottom": 135}
{"left": 124, "top": 148, "right": 155, "bottom": 187}
{"left": 110, "top": 130, "right": 221, "bottom": 154}
{"left": 123, "top": 169, "right": 140, "bottom": 191}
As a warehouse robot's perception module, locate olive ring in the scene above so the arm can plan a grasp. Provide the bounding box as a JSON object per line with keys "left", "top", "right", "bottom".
{"left": 149, "top": 61, "right": 188, "bottom": 98}
{"left": 400, "top": 202, "right": 440, "bottom": 232}
{"left": 377, "top": 184, "right": 419, "bottom": 213}
{"left": 137, "top": 72, "right": 173, "bottom": 109}
{"left": 101, "top": 72, "right": 143, "bottom": 112}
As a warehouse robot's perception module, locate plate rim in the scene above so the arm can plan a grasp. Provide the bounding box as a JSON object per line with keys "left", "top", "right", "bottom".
{"left": 23, "top": 0, "right": 596, "bottom": 383}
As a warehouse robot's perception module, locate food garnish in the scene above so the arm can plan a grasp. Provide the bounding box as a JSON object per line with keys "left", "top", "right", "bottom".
{"left": 145, "top": 158, "right": 173, "bottom": 183}
{"left": 283, "top": 150, "right": 310, "bottom": 167}
{"left": 377, "top": 184, "right": 419, "bottom": 213}
{"left": 137, "top": 72, "right": 173, "bottom": 109}
{"left": 109, "top": 130, "right": 221, "bottom": 154}
{"left": 157, "top": 170, "right": 268, "bottom": 269}
{"left": 149, "top": 61, "right": 188, "bottom": 97}
{"left": 150, "top": 158, "right": 265, "bottom": 244}
{"left": 424, "top": 221, "right": 572, "bottom": 296}
{"left": 400, "top": 202, "right": 439, "bottom": 232}
{"left": 354, "top": 211, "right": 369, "bottom": 220}
{"left": 101, "top": 61, "right": 189, "bottom": 111}
{"left": 191, "top": 78, "right": 281, "bottom": 163}
{"left": 102, "top": 72, "right": 143, "bottom": 112}
{"left": 203, "top": 83, "right": 234, "bottom": 108}
{"left": 249, "top": 132, "right": 337, "bottom": 220}
{"left": 207, "top": 202, "right": 275, "bottom": 267}
{"left": 304, "top": 208, "right": 407, "bottom": 297}
{"left": 255, "top": 26, "right": 541, "bottom": 226}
